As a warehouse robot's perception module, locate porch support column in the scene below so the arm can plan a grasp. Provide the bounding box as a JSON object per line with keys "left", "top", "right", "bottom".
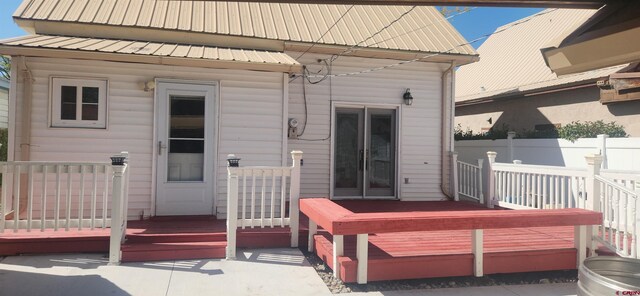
{"left": 575, "top": 225, "right": 587, "bottom": 268}
{"left": 356, "top": 233, "right": 369, "bottom": 284}
{"left": 472, "top": 229, "right": 483, "bottom": 277}
{"left": 333, "top": 234, "right": 344, "bottom": 279}
{"left": 308, "top": 220, "right": 317, "bottom": 252}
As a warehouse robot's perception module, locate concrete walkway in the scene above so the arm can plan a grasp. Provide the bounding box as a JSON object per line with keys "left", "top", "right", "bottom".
{"left": 0, "top": 249, "right": 578, "bottom": 296}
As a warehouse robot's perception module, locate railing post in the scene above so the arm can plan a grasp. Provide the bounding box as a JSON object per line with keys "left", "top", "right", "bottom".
{"left": 585, "top": 154, "right": 603, "bottom": 212}
{"left": 507, "top": 131, "right": 516, "bottom": 163}
{"left": 585, "top": 154, "right": 603, "bottom": 257}
{"left": 289, "top": 151, "right": 303, "bottom": 248}
{"left": 477, "top": 159, "right": 484, "bottom": 204}
{"left": 109, "top": 153, "right": 128, "bottom": 265}
{"left": 486, "top": 151, "right": 497, "bottom": 208}
{"left": 226, "top": 154, "right": 240, "bottom": 260}
{"left": 452, "top": 151, "right": 459, "bottom": 201}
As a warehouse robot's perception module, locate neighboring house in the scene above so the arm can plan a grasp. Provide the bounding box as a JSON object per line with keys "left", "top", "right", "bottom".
{"left": 455, "top": 9, "right": 640, "bottom": 136}
{"left": 0, "top": 1, "right": 477, "bottom": 219}
{"left": 0, "top": 78, "right": 8, "bottom": 129}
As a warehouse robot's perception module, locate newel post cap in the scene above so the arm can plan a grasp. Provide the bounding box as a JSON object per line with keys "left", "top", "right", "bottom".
{"left": 227, "top": 154, "right": 241, "bottom": 167}
{"left": 585, "top": 154, "right": 604, "bottom": 165}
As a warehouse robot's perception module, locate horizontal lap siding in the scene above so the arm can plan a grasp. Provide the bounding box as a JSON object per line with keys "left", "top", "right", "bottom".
{"left": 14, "top": 57, "right": 284, "bottom": 218}
{"left": 0, "top": 88, "right": 8, "bottom": 128}
{"left": 287, "top": 53, "right": 447, "bottom": 200}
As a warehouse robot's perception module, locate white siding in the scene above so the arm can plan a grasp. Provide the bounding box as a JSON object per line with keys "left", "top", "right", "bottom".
{"left": 287, "top": 53, "right": 449, "bottom": 200}
{"left": 12, "top": 57, "right": 284, "bottom": 218}
{"left": 0, "top": 87, "right": 8, "bottom": 129}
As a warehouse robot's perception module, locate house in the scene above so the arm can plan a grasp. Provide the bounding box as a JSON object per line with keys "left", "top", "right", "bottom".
{"left": 1, "top": 0, "right": 479, "bottom": 220}
{"left": 0, "top": 77, "right": 8, "bottom": 129}
{"left": 455, "top": 9, "right": 640, "bottom": 136}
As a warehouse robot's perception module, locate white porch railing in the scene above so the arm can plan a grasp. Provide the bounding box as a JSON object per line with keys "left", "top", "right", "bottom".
{"left": 0, "top": 152, "right": 130, "bottom": 264}
{"left": 485, "top": 151, "right": 640, "bottom": 259}
{"left": 453, "top": 153, "right": 484, "bottom": 204}
{"left": 226, "top": 151, "right": 302, "bottom": 259}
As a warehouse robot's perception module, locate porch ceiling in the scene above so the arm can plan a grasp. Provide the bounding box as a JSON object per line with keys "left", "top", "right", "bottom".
{"left": 0, "top": 35, "right": 302, "bottom": 73}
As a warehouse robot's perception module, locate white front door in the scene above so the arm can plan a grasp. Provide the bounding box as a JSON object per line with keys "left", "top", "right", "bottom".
{"left": 155, "top": 82, "right": 217, "bottom": 216}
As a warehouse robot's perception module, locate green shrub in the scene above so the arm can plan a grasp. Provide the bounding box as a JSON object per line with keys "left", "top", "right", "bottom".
{"left": 558, "top": 121, "right": 627, "bottom": 142}
{"left": 455, "top": 121, "right": 627, "bottom": 142}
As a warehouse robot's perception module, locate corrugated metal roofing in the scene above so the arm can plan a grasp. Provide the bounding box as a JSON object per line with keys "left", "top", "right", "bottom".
{"left": 13, "top": 0, "right": 476, "bottom": 56}
{"left": 455, "top": 8, "right": 625, "bottom": 102}
{"left": 0, "top": 34, "right": 300, "bottom": 67}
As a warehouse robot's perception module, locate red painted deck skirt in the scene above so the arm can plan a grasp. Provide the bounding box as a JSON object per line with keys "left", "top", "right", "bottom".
{"left": 313, "top": 227, "right": 577, "bottom": 283}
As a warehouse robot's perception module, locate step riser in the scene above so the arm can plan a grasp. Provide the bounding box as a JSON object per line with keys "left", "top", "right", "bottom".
{"left": 122, "top": 248, "right": 226, "bottom": 262}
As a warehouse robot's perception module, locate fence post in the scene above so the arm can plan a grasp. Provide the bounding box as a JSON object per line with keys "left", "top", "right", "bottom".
{"left": 507, "top": 131, "right": 516, "bottom": 162}
{"left": 108, "top": 153, "right": 128, "bottom": 265}
{"left": 289, "top": 151, "right": 303, "bottom": 248}
{"left": 477, "top": 159, "right": 484, "bottom": 204}
{"left": 597, "top": 134, "right": 608, "bottom": 170}
{"left": 585, "top": 154, "right": 603, "bottom": 257}
{"left": 486, "top": 151, "right": 497, "bottom": 208}
{"left": 226, "top": 154, "right": 240, "bottom": 260}
{"left": 452, "top": 151, "right": 459, "bottom": 201}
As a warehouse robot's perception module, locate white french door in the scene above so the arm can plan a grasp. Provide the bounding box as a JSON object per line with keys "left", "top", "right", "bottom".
{"left": 333, "top": 105, "right": 398, "bottom": 199}
{"left": 155, "top": 82, "right": 217, "bottom": 216}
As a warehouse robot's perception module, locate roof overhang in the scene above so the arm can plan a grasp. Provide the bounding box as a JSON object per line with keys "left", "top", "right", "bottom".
{"left": 285, "top": 42, "right": 479, "bottom": 66}
{"left": 542, "top": 2, "right": 640, "bottom": 75}
{"left": 189, "top": 0, "right": 606, "bottom": 9}
{"left": 0, "top": 35, "right": 303, "bottom": 74}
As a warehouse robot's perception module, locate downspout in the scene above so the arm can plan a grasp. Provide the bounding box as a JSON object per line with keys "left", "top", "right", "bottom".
{"left": 440, "top": 62, "right": 455, "bottom": 199}
{"left": 19, "top": 56, "right": 32, "bottom": 161}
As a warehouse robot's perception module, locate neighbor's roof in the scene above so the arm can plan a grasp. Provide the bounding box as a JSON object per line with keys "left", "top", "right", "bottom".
{"left": 0, "top": 35, "right": 301, "bottom": 73}
{"left": 13, "top": 0, "right": 476, "bottom": 56}
{"left": 455, "top": 8, "right": 626, "bottom": 102}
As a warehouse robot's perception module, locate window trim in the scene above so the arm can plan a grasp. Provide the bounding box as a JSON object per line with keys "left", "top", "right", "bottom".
{"left": 50, "top": 77, "right": 108, "bottom": 129}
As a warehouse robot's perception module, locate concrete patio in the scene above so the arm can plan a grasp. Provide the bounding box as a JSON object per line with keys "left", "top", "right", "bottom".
{"left": 0, "top": 248, "right": 578, "bottom": 296}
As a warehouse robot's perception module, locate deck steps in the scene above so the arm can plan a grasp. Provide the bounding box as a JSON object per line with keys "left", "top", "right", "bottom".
{"left": 122, "top": 217, "right": 228, "bottom": 262}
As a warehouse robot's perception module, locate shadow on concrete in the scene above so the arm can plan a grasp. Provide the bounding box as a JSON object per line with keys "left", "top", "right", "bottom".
{"left": 236, "top": 248, "right": 310, "bottom": 267}
{"left": 0, "top": 254, "right": 224, "bottom": 276}
{"left": 0, "top": 270, "right": 131, "bottom": 296}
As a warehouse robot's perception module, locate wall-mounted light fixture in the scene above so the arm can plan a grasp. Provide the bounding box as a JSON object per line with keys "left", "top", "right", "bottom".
{"left": 403, "top": 88, "right": 413, "bottom": 106}
{"left": 143, "top": 81, "right": 156, "bottom": 92}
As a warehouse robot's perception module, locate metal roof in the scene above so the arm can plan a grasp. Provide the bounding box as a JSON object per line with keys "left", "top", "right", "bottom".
{"left": 13, "top": 0, "right": 476, "bottom": 56}
{"left": 455, "top": 8, "right": 626, "bottom": 102}
{"left": 0, "top": 35, "right": 301, "bottom": 72}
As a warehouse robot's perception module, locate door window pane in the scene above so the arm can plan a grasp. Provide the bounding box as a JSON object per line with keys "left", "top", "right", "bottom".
{"left": 369, "top": 113, "right": 394, "bottom": 190}
{"left": 167, "top": 95, "right": 205, "bottom": 182}
{"left": 170, "top": 96, "right": 205, "bottom": 138}
{"left": 335, "top": 113, "right": 359, "bottom": 189}
{"left": 60, "top": 86, "right": 77, "bottom": 120}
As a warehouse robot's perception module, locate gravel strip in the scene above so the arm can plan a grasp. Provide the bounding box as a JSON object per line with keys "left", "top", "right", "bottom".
{"left": 302, "top": 250, "right": 577, "bottom": 294}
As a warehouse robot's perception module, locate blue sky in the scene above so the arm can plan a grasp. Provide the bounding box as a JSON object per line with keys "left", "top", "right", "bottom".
{"left": 0, "top": 0, "right": 541, "bottom": 49}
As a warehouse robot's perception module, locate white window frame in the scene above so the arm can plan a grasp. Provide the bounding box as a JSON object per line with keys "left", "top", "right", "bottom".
{"left": 51, "top": 77, "right": 108, "bottom": 128}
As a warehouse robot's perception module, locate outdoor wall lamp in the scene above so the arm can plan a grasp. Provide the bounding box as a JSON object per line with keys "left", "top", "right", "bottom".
{"left": 403, "top": 89, "right": 413, "bottom": 106}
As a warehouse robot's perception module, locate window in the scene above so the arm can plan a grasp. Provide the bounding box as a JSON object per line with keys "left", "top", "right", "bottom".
{"left": 51, "top": 78, "right": 107, "bottom": 128}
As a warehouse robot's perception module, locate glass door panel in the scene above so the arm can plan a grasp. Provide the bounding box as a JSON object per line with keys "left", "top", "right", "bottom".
{"left": 334, "top": 109, "right": 364, "bottom": 196}
{"left": 168, "top": 96, "right": 205, "bottom": 182}
{"left": 366, "top": 109, "right": 396, "bottom": 196}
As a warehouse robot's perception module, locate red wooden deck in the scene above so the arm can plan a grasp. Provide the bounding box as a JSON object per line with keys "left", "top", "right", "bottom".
{"left": 311, "top": 200, "right": 586, "bottom": 283}
{"left": 0, "top": 216, "right": 296, "bottom": 260}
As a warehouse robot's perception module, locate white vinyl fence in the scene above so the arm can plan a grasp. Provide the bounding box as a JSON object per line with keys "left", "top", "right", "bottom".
{"left": 453, "top": 153, "right": 484, "bottom": 203}
{"left": 226, "top": 151, "right": 302, "bottom": 259}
